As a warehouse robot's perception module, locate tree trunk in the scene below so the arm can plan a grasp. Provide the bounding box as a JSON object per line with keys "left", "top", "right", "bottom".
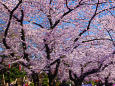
{"left": 49, "top": 76, "right": 53, "bottom": 86}
{"left": 74, "top": 79, "right": 83, "bottom": 86}
{"left": 31, "top": 72, "right": 39, "bottom": 86}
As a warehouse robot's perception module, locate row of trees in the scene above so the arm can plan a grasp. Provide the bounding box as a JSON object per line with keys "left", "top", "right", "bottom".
{"left": 0, "top": 0, "right": 115, "bottom": 86}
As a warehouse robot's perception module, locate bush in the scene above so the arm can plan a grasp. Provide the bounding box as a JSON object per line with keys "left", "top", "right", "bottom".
{"left": 0, "top": 64, "right": 26, "bottom": 83}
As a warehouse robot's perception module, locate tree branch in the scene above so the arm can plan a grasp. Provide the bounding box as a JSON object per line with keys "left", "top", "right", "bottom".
{"left": 82, "top": 38, "right": 112, "bottom": 43}
{"left": 49, "top": 0, "right": 53, "bottom": 5}
{"left": 96, "top": 6, "right": 115, "bottom": 15}
{"left": 52, "top": 59, "right": 60, "bottom": 80}
{"left": 74, "top": 0, "right": 99, "bottom": 43}
{"left": 20, "top": 10, "right": 29, "bottom": 61}
{"left": 81, "top": 62, "right": 102, "bottom": 79}
{"left": 30, "top": 21, "right": 44, "bottom": 28}
{"left": 105, "top": 28, "right": 115, "bottom": 47}
{"left": 2, "top": 0, "right": 22, "bottom": 57}
{"left": 73, "top": 2, "right": 115, "bottom": 44}
{"left": 65, "top": 0, "right": 71, "bottom": 10}
{"left": 47, "top": 14, "right": 53, "bottom": 29}
{"left": 51, "top": 1, "right": 84, "bottom": 29}
{"left": 44, "top": 39, "right": 51, "bottom": 60}
{"left": 101, "top": 61, "right": 114, "bottom": 71}
{"left": 1, "top": 3, "right": 20, "bottom": 22}
{"left": 69, "top": 70, "right": 75, "bottom": 81}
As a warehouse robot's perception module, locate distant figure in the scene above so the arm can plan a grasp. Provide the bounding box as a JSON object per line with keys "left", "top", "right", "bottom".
{"left": 31, "top": 71, "right": 39, "bottom": 86}
{"left": 97, "top": 80, "right": 103, "bottom": 86}
{"left": 59, "top": 80, "right": 69, "bottom": 86}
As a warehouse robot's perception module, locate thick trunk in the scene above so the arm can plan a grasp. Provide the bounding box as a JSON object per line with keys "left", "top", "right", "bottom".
{"left": 105, "top": 82, "right": 113, "bottom": 86}
{"left": 34, "top": 82, "right": 39, "bottom": 86}
{"left": 7, "top": 72, "right": 10, "bottom": 86}
{"left": 49, "top": 80, "right": 52, "bottom": 86}
{"left": 74, "top": 82, "right": 82, "bottom": 86}
{"left": 48, "top": 59, "right": 60, "bottom": 86}
{"left": 32, "top": 72, "right": 39, "bottom": 86}
{"left": 48, "top": 76, "right": 54, "bottom": 86}
{"left": 74, "top": 79, "right": 83, "bottom": 86}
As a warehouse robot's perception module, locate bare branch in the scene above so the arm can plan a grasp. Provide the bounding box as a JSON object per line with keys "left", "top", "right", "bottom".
{"left": 84, "top": 1, "right": 114, "bottom": 5}
{"left": 28, "top": 21, "right": 44, "bottom": 28}
{"left": 74, "top": 2, "right": 115, "bottom": 44}
{"left": 108, "top": 10, "right": 115, "bottom": 18}
{"left": 69, "top": 70, "right": 76, "bottom": 81}
{"left": 96, "top": 6, "right": 115, "bottom": 15}
{"left": 1, "top": 3, "right": 21, "bottom": 22}
{"left": 2, "top": 0, "right": 22, "bottom": 57}
{"left": 82, "top": 38, "right": 112, "bottom": 43}
{"left": 44, "top": 39, "right": 51, "bottom": 60}
{"left": 51, "top": 1, "right": 84, "bottom": 29}
{"left": 101, "top": 61, "right": 114, "bottom": 71}
{"left": 81, "top": 63, "right": 102, "bottom": 79}
{"left": 49, "top": 0, "right": 53, "bottom": 4}
{"left": 74, "top": 0, "right": 99, "bottom": 43}
{"left": 65, "top": 0, "right": 71, "bottom": 10}
{"left": 105, "top": 28, "right": 115, "bottom": 47}
{"left": 20, "top": 10, "right": 30, "bottom": 61}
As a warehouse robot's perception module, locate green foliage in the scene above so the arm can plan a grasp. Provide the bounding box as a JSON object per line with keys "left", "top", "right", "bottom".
{"left": 41, "top": 72, "right": 49, "bottom": 86}
{"left": 42, "top": 77, "right": 49, "bottom": 86}
{"left": 56, "top": 81, "right": 61, "bottom": 86}
{"left": 30, "top": 82, "right": 34, "bottom": 86}
{"left": 0, "top": 65, "right": 26, "bottom": 82}
{"left": 66, "top": 81, "right": 72, "bottom": 85}
{"left": 84, "top": 80, "right": 97, "bottom": 85}
{"left": 41, "top": 72, "right": 48, "bottom": 78}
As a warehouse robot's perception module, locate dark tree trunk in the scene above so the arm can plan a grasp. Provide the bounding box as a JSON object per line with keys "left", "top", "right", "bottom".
{"left": 48, "top": 59, "right": 60, "bottom": 86}
{"left": 7, "top": 71, "right": 10, "bottom": 86}
{"left": 32, "top": 71, "right": 39, "bottom": 86}
{"left": 48, "top": 70, "right": 54, "bottom": 86}
{"left": 74, "top": 79, "right": 83, "bottom": 86}
{"left": 49, "top": 77, "right": 52, "bottom": 86}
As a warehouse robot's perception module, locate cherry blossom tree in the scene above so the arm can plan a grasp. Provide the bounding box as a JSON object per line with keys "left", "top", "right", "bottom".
{"left": 0, "top": 0, "right": 115, "bottom": 86}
